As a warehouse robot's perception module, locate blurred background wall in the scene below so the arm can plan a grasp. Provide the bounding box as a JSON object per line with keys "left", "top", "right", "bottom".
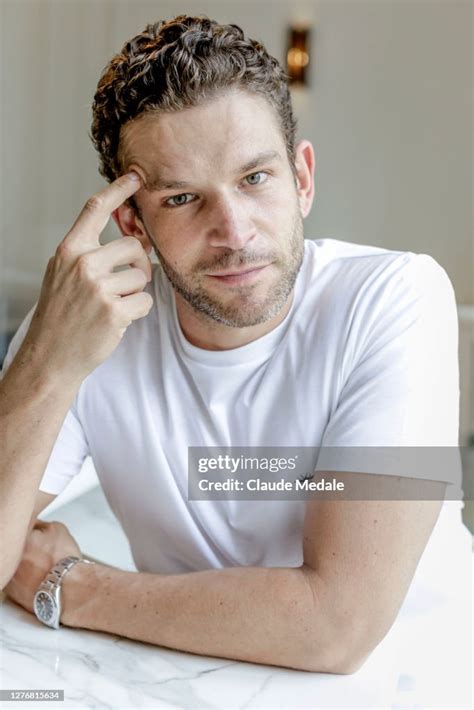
{"left": 1, "top": 0, "right": 473, "bottom": 519}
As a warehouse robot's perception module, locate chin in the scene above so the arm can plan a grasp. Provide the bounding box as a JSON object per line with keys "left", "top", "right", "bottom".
{"left": 198, "top": 289, "right": 290, "bottom": 328}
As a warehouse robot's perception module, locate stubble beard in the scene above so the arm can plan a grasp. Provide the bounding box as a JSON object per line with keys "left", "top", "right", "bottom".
{"left": 149, "top": 208, "right": 305, "bottom": 328}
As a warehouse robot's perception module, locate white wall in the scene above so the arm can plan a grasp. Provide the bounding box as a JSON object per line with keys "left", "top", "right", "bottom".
{"left": 1, "top": 0, "right": 472, "bottom": 313}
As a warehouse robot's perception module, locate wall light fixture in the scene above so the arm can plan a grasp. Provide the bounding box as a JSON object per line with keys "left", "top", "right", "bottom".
{"left": 287, "top": 26, "right": 311, "bottom": 87}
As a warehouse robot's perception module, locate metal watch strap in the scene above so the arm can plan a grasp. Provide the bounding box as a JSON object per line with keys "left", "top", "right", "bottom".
{"left": 34, "top": 555, "right": 96, "bottom": 629}
{"left": 42, "top": 555, "right": 95, "bottom": 591}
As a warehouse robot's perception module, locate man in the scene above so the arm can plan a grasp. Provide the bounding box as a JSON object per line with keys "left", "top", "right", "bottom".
{"left": 0, "top": 15, "right": 469, "bottom": 675}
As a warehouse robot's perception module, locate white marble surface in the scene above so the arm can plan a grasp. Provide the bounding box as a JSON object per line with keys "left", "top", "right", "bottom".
{"left": 1, "top": 487, "right": 472, "bottom": 709}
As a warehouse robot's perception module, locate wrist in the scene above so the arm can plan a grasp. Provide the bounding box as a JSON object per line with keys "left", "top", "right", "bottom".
{"left": 60, "top": 559, "right": 101, "bottom": 628}
{"left": 4, "top": 339, "right": 84, "bottom": 401}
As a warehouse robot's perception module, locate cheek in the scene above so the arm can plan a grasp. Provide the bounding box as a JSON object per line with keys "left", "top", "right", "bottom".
{"left": 152, "top": 228, "right": 201, "bottom": 271}
{"left": 256, "top": 187, "right": 298, "bottom": 222}
{"left": 145, "top": 212, "right": 179, "bottom": 253}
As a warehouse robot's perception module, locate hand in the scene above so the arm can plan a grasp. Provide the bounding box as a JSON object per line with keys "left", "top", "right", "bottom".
{"left": 18, "top": 172, "right": 154, "bottom": 383}
{"left": 4, "top": 521, "right": 82, "bottom": 614}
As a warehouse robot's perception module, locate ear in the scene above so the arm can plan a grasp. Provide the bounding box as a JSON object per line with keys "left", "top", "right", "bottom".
{"left": 293, "top": 139, "right": 315, "bottom": 218}
{"left": 111, "top": 202, "right": 153, "bottom": 254}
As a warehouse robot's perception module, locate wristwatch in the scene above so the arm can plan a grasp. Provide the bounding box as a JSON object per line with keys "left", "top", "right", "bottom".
{"left": 33, "top": 555, "right": 95, "bottom": 629}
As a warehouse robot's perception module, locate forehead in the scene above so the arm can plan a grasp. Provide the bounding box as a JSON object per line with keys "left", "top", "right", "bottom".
{"left": 119, "top": 89, "right": 286, "bottom": 185}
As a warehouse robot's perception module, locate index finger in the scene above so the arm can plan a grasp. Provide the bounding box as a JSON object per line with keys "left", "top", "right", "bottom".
{"left": 63, "top": 172, "right": 142, "bottom": 251}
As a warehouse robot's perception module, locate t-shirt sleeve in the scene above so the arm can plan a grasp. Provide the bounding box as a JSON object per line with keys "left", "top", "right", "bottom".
{"left": 314, "top": 253, "right": 461, "bottom": 485}
{"left": 1, "top": 304, "right": 90, "bottom": 495}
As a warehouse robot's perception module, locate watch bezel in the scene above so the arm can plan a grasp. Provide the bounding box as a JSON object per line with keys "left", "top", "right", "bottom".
{"left": 33, "top": 587, "right": 61, "bottom": 629}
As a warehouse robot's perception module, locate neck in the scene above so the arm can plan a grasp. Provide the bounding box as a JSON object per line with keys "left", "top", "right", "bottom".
{"left": 174, "top": 290, "right": 295, "bottom": 351}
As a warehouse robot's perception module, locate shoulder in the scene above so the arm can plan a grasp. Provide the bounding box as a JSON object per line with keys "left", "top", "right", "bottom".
{"left": 396, "top": 252, "right": 455, "bottom": 303}
{"left": 303, "top": 238, "right": 454, "bottom": 310}
{"left": 304, "top": 237, "right": 411, "bottom": 289}
{"left": 299, "top": 241, "right": 458, "bottom": 377}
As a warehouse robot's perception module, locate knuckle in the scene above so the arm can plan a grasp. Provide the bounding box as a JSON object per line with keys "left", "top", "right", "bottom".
{"left": 114, "top": 301, "right": 132, "bottom": 327}
{"left": 143, "top": 293, "right": 154, "bottom": 310}
{"left": 125, "top": 235, "right": 144, "bottom": 253}
{"left": 135, "top": 269, "right": 148, "bottom": 288}
{"left": 56, "top": 242, "right": 72, "bottom": 260}
{"left": 104, "top": 299, "right": 120, "bottom": 324}
{"left": 122, "top": 235, "right": 138, "bottom": 245}
{"left": 76, "top": 252, "right": 93, "bottom": 276}
{"left": 90, "top": 279, "right": 107, "bottom": 300}
{"left": 117, "top": 314, "right": 132, "bottom": 331}
{"left": 84, "top": 195, "right": 103, "bottom": 213}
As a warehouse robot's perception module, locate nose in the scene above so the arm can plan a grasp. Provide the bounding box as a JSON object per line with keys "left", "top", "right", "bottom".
{"left": 206, "top": 193, "right": 256, "bottom": 251}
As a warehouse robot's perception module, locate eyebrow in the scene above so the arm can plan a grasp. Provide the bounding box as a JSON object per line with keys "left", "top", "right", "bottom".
{"left": 145, "top": 150, "right": 282, "bottom": 192}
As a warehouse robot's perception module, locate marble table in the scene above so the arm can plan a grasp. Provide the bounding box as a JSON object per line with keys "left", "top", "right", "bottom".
{"left": 1, "top": 487, "right": 471, "bottom": 709}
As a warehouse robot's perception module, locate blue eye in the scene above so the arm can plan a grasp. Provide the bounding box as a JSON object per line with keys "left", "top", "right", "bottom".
{"left": 245, "top": 172, "right": 268, "bottom": 186}
{"left": 163, "top": 172, "right": 269, "bottom": 208}
{"left": 165, "top": 193, "right": 194, "bottom": 208}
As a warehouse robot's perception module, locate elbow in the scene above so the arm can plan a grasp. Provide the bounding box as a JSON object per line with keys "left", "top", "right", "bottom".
{"left": 292, "top": 566, "right": 388, "bottom": 674}
{"left": 293, "top": 647, "right": 372, "bottom": 675}
{"left": 328, "top": 649, "right": 372, "bottom": 675}
{"left": 322, "top": 617, "right": 394, "bottom": 675}
{"left": 288, "top": 625, "right": 375, "bottom": 675}
{"left": 0, "top": 519, "right": 36, "bottom": 590}
{"left": 1, "top": 558, "right": 20, "bottom": 592}
{"left": 0, "top": 545, "right": 23, "bottom": 591}
{"left": 1, "top": 566, "right": 16, "bottom": 592}
{"left": 302, "top": 638, "right": 374, "bottom": 676}
{"left": 304, "top": 614, "right": 385, "bottom": 675}
{"left": 300, "top": 645, "right": 373, "bottom": 675}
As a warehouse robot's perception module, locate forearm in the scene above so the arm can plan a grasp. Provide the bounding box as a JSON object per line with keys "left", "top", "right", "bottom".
{"left": 62, "top": 562, "right": 341, "bottom": 672}
{"left": 0, "top": 340, "right": 80, "bottom": 585}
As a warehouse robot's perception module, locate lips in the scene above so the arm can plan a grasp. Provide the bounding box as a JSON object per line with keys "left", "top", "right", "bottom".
{"left": 207, "top": 263, "right": 271, "bottom": 285}
{"left": 208, "top": 264, "right": 270, "bottom": 276}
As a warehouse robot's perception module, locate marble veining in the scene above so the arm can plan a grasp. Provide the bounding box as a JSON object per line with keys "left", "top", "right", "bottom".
{"left": 2, "top": 594, "right": 400, "bottom": 709}
{"left": 1, "top": 487, "right": 471, "bottom": 709}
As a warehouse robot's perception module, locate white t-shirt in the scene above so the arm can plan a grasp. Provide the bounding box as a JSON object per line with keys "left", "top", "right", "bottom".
{"left": 2, "top": 239, "right": 471, "bottom": 599}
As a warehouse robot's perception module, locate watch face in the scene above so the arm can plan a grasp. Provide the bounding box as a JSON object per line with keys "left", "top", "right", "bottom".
{"left": 34, "top": 591, "right": 56, "bottom": 624}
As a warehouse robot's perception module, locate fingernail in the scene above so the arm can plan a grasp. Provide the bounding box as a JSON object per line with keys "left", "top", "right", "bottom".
{"left": 128, "top": 171, "right": 141, "bottom": 181}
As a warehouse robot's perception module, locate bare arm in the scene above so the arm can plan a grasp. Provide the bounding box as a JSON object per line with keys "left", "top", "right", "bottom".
{"left": 61, "top": 561, "right": 340, "bottom": 673}
{"left": 58, "top": 473, "right": 443, "bottom": 674}
{"left": 300, "top": 472, "right": 445, "bottom": 668}
{"left": 0, "top": 351, "right": 81, "bottom": 586}
{"left": 0, "top": 171, "right": 151, "bottom": 588}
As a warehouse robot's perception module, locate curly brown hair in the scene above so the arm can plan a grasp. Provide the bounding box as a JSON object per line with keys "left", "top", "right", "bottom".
{"left": 90, "top": 14, "right": 298, "bottom": 204}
